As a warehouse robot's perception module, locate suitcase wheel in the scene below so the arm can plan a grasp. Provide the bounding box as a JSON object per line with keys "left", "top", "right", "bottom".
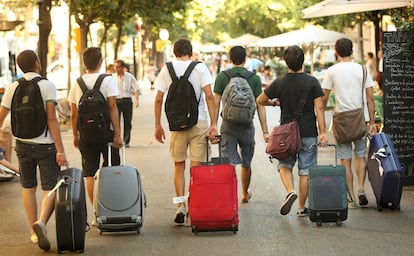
{"left": 316, "top": 221, "right": 322, "bottom": 227}
{"left": 336, "top": 221, "right": 342, "bottom": 226}
{"left": 191, "top": 225, "right": 198, "bottom": 235}
{"left": 376, "top": 204, "right": 383, "bottom": 212}
{"left": 231, "top": 224, "right": 238, "bottom": 234}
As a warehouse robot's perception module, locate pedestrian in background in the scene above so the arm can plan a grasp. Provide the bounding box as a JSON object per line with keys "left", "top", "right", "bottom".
{"left": 214, "top": 45, "right": 269, "bottom": 204}
{"left": 257, "top": 45, "right": 328, "bottom": 217}
{"left": 113, "top": 59, "right": 140, "bottom": 148}
{"left": 68, "top": 47, "right": 122, "bottom": 209}
{"left": 322, "top": 38, "right": 377, "bottom": 208}
{"left": 154, "top": 38, "right": 218, "bottom": 225}
{"left": 0, "top": 49, "right": 67, "bottom": 251}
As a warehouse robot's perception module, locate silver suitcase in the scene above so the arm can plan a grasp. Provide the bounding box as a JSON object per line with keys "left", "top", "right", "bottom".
{"left": 93, "top": 144, "right": 146, "bottom": 235}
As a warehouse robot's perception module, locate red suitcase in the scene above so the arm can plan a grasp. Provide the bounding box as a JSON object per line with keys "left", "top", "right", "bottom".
{"left": 188, "top": 136, "right": 238, "bottom": 234}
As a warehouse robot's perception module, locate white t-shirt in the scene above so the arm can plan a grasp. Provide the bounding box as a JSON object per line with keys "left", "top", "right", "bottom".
{"left": 1, "top": 72, "right": 56, "bottom": 144}
{"left": 68, "top": 73, "right": 119, "bottom": 107}
{"left": 154, "top": 60, "right": 213, "bottom": 121}
{"left": 322, "top": 61, "right": 374, "bottom": 121}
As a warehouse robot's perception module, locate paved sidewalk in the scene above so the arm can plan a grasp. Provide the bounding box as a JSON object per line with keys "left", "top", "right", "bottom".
{"left": 1, "top": 87, "right": 414, "bottom": 256}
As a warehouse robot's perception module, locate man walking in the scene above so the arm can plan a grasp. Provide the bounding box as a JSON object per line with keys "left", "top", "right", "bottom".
{"left": 154, "top": 39, "right": 218, "bottom": 224}
{"left": 0, "top": 49, "right": 67, "bottom": 251}
{"left": 113, "top": 59, "right": 140, "bottom": 147}
{"left": 257, "top": 45, "right": 328, "bottom": 216}
{"left": 68, "top": 47, "right": 122, "bottom": 208}
{"left": 322, "top": 38, "right": 377, "bottom": 208}
{"left": 214, "top": 46, "right": 269, "bottom": 203}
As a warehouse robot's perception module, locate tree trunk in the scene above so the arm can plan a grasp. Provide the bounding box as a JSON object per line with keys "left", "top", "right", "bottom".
{"left": 38, "top": 0, "right": 52, "bottom": 77}
{"left": 114, "top": 24, "right": 123, "bottom": 61}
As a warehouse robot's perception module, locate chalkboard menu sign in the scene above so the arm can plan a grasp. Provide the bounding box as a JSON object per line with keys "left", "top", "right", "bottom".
{"left": 382, "top": 31, "right": 414, "bottom": 186}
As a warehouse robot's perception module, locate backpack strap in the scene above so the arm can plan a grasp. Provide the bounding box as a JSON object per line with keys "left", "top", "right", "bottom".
{"left": 223, "top": 69, "right": 255, "bottom": 81}
{"left": 93, "top": 74, "right": 110, "bottom": 91}
{"left": 77, "top": 74, "right": 110, "bottom": 93}
{"left": 183, "top": 61, "right": 201, "bottom": 79}
{"left": 166, "top": 62, "right": 178, "bottom": 81}
{"left": 76, "top": 77, "right": 88, "bottom": 93}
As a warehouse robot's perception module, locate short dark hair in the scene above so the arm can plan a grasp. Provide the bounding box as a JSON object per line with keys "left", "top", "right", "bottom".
{"left": 82, "top": 47, "right": 102, "bottom": 70}
{"left": 284, "top": 45, "right": 304, "bottom": 71}
{"left": 367, "top": 52, "right": 374, "bottom": 58}
{"left": 229, "top": 46, "right": 246, "bottom": 65}
{"left": 173, "top": 39, "right": 192, "bottom": 57}
{"left": 115, "top": 59, "right": 126, "bottom": 68}
{"left": 335, "top": 38, "right": 353, "bottom": 57}
{"left": 17, "top": 50, "right": 38, "bottom": 73}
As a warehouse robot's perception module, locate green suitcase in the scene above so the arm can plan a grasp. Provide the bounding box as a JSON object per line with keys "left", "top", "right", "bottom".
{"left": 308, "top": 144, "right": 348, "bottom": 226}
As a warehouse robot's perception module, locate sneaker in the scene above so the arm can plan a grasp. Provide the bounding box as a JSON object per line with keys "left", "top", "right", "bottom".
{"left": 30, "top": 234, "right": 38, "bottom": 244}
{"left": 348, "top": 199, "right": 357, "bottom": 209}
{"left": 358, "top": 191, "right": 368, "bottom": 206}
{"left": 297, "top": 207, "right": 309, "bottom": 217}
{"left": 174, "top": 205, "right": 186, "bottom": 224}
{"left": 33, "top": 221, "right": 50, "bottom": 251}
{"left": 280, "top": 192, "right": 297, "bottom": 215}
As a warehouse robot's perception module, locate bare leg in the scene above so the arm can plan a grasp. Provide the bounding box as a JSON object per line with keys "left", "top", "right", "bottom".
{"left": 22, "top": 187, "right": 37, "bottom": 235}
{"left": 279, "top": 167, "right": 294, "bottom": 193}
{"left": 39, "top": 190, "right": 56, "bottom": 225}
{"left": 85, "top": 176, "right": 94, "bottom": 205}
{"left": 173, "top": 161, "right": 186, "bottom": 208}
{"left": 241, "top": 166, "right": 251, "bottom": 200}
{"left": 298, "top": 175, "right": 308, "bottom": 209}
{"left": 341, "top": 158, "right": 354, "bottom": 201}
{"left": 355, "top": 156, "right": 367, "bottom": 191}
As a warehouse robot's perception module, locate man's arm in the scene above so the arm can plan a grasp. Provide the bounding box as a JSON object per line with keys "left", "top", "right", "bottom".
{"left": 70, "top": 103, "right": 79, "bottom": 148}
{"left": 0, "top": 107, "right": 9, "bottom": 129}
{"left": 256, "top": 103, "right": 269, "bottom": 142}
{"left": 106, "top": 96, "right": 122, "bottom": 148}
{"left": 154, "top": 90, "right": 166, "bottom": 143}
{"left": 322, "top": 88, "right": 331, "bottom": 109}
{"left": 203, "top": 85, "right": 218, "bottom": 139}
{"left": 46, "top": 102, "right": 67, "bottom": 165}
{"left": 314, "top": 96, "right": 328, "bottom": 145}
{"left": 366, "top": 87, "right": 377, "bottom": 136}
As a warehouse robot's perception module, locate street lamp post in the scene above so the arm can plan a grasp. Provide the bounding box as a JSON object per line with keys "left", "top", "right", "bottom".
{"left": 157, "top": 29, "right": 169, "bottom": 67}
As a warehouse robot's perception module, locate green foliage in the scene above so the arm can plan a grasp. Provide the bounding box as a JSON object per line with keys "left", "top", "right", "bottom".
{"left": 392, "top": 7, "right": 414, "bottom": 62}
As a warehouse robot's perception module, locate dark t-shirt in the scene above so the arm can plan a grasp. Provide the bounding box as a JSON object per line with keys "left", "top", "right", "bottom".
{"left": 264, "top": 72, "right": 324, "bottom": 137}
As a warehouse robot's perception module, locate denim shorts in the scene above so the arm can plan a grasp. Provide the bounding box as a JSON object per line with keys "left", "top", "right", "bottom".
{"left": 336, "top": 135, "right": 367, "bottom": 159}
{"left": 220, "top": 121, "right": 255, "bottom": 168}
{"left": 15, "top": 140, "right": 59, "bottom": 190}
{"left": 278, "top": 137, "right": 318, "bottom": 176}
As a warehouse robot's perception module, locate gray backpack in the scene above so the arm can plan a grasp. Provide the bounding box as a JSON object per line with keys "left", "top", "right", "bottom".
{"left": 221, "top": 70, "right": 256, "bottom": 124}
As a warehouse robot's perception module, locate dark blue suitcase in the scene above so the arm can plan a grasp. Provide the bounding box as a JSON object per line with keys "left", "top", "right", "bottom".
{"left": 367, "top": 133, "right": 403, "bottom": 211}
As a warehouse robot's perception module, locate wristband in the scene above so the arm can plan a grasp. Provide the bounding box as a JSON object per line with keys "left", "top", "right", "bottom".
{"left": 57, "top": 153, "right": 65, "bottom": 156}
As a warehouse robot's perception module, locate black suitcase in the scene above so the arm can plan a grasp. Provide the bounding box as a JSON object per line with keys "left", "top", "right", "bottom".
{"left": 367, "top": 133, "right": 403, "bottom": 211}
{"left": 55, "top": 168, "right": 87, "bottom": 253}
{"left": 308, "top": 144, "right": 348, "bottom": 226}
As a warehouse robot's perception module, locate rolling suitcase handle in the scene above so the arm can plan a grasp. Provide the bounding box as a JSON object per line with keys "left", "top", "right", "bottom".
{"left": 318, "top": 143, "right": 338, "bottom": 167}
{"left": 205, "top": 135, "right": 226, "bottom": 165}
{"left": 107, "top": 143, "right": 126, "bottom": 166}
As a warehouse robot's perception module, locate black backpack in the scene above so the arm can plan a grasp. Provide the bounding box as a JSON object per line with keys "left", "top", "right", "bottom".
{"left": 11, "top": 77, "right": 48, "bottom": 139}
{"left": 164, "top": 61, "right": 201, "bottom": 131}
{"left": 76, "top": 74, "right": 111, "bottom": 144}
